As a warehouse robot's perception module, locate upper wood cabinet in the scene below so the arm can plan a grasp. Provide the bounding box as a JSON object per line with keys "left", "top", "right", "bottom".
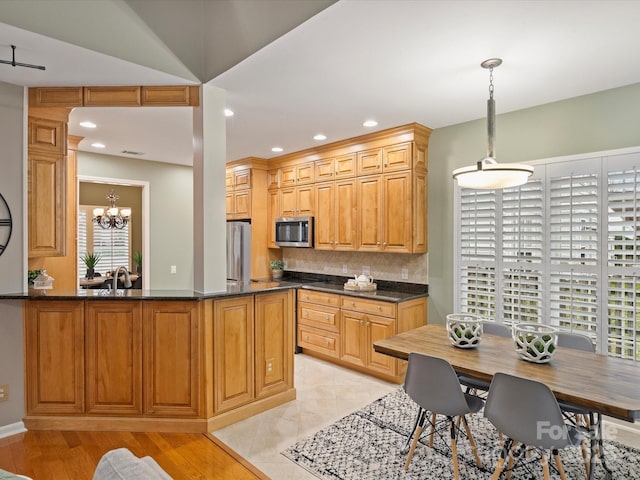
{"left": 280, "top": 185, "right": 314, "bottom": 217}
{"left": 267, "top": 189, "right": 280, "bottom": 248}
{"left": 28, "top": 117, "right": 67, "bottom": 154}
{"left": 315, "top": 179, "right": 357, "bottom": 251}
{"left": 356, "top": 142, "right": 412, "bottom": 176}
{"left": 225, "top": 168, "right": 253, "bottom": 219}
{"left": 28, "top": 152, "right": 66, "bottom": 257}
{"left": 280, "top": 162, "right": 314, "bottom": 187}
{"left": 315, "top": 153, "right": 356, "bottom": 182}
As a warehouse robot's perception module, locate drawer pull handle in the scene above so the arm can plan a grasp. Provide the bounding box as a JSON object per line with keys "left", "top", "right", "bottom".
{"left": 352, "top": 302, "right": 356, "bottom": 307}
{"left": 360, "top": 320, "right": 363, "bottom": 325}
{"left": 304, "top": 335, "right": 309, "bottom": 340}
{"left": 378, "top": 306, "right": 382, "bottom": 310}
{"left": 325, "top": 315, "right": 329, "bottom": 320}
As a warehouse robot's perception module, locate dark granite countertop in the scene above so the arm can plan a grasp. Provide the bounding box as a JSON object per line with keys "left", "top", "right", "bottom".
{"left": 299, "top": 281, "right": 427, "bottom": 303}
{"left": 0, "top": 281, "right": 301, "bottom": 301}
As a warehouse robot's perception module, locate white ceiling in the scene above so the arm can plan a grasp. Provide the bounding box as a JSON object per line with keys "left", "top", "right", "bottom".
{"left": 2, "top": 0, "right": 640, "bottom": 166}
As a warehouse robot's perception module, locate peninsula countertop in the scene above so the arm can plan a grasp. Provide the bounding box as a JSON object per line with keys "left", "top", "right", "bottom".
{"left": 0, "top": 280, "right": 301, "bottom": 301}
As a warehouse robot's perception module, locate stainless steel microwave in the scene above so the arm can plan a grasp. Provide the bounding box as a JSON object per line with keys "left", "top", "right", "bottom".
{"left": 275, "top": 216, "right": 314, "bottom": 247}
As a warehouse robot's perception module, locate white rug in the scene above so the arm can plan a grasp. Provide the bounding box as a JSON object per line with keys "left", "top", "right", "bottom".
{"left": 282, "top": 388, "right": 640, "bottom": 479}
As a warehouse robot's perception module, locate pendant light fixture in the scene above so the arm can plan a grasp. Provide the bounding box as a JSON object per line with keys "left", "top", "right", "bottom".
{"left": 452, "top": 58, "right": 533, "bottom": 189}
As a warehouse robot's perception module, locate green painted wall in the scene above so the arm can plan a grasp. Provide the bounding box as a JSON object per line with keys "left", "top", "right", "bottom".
{"left": 427, "top": 82, "right": 640, "bottom": 325}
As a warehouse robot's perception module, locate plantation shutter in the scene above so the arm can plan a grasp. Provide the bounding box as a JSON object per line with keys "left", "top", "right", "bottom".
{"left": 501, "top": 179, "right": 544, "bottom": 323}
{"left": 78, "top": 209, "right": 87, "bottom": 275}
{"left": 606, "top": 152, "right": 640, "bottom": 360}
{"left": 546, "top": 162, "right": 600, "bottom": 337}
{"left": 458, "top": 188, "right": 497, "bottom": 317}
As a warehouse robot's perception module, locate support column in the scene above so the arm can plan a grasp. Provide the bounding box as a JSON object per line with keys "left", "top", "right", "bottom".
{"left": 193, "top": 84, "right": 227, "bottom": 293}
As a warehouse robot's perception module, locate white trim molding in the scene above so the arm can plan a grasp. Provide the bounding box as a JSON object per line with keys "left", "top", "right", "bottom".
{"left": 0, "top": 421, "right": 26, "bottom": 439}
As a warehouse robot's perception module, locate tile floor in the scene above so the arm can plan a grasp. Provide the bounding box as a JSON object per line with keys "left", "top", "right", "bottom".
{"left": 213, "top": 354, "right": 398, "bottom": 479}
{"left": 213, "top": 353, "right": 640, "bottom": 480}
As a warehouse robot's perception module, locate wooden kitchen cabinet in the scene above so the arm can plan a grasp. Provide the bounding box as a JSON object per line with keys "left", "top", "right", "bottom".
{"left": 255, "top": 290, "right": 294, "bottom": 398}
{"left": 356, "top": 142, "right": 412, "bottom": 176}
{"left": 86, "top": 301, "right": 142, "bottom": 415}
{"left": 297, "top": 290, "right": 427, "bottom": 382}
{"left": 357, "top": 172, "right": 413, "bottom": 253}
{"left": 25, "top": 300, "right": 85, "bottom": 415}
{"left": 280, "top": 162, "right": 314, "bottom": 187}
{"left": 280, "top": 185, "right": 314, "bottom": 217}
{"left": 213, "top": 296, "right": 255, "bottom": 413}
{"left": 143, "top": 301, "right": 200, "bottom": 417}
{"left": 226, "top": 168, "right": 252, "bottom": 219}
{"left": 314, "top": 179, "right": 357, "bottom": 250}
{"left": 267, "top": 189, "right": 280, "bottom": 248}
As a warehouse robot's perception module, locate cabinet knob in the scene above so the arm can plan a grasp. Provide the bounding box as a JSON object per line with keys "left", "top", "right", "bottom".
{"left": 377, "top": 164, "right": 380, "bottom": 168}
{"left": 352, "top": 302, "right": 356, "bottom": 307}
{"left": 360, "top": 320, "right": 364, "bottom": 325}
{"left": 325, "top": 314, "right": 329, "bottom": 320}
{"left": 304, "top": 335, "right": 309, "bottom": 340}
{"left": 377, "top": 306, "right": 382, "bottom": 310}
{"left": 376, "top": 242, "right": 380, "bottom": 246}
{"left": 326, "top": 339, "right": 330, "bottom": 346}
{"left": 383, "top": 242, "right": 387, "bottom": 246}
{"left": 384, "top": 163, "right": 388, "bottom": 168}
{"left": 366, "top": 322, "right": 371, "bottom": 327}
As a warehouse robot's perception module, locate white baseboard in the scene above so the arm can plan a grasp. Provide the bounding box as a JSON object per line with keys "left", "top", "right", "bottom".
{"left": 0, "top": 421, "right": 26, "bottom": 439}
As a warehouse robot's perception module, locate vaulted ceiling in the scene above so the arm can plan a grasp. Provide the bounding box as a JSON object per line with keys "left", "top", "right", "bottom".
{"left": 1, "top": 0, "right": 639, "bottom": 165}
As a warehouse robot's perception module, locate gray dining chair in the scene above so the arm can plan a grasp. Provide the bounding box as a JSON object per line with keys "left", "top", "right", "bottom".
{"left": 403, "top": 352, "right": 484, "bottom": 479}
{"left": 556, "top": 331, "right": 596, "bottom": 478}
{"left": 458, "top": 321, "right": 511, "bottom": 394}
{"left": 484, "top": 372, "right": 587, "bottom": 480}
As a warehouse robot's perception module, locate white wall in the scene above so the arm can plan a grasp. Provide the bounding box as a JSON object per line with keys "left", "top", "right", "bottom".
{"left": 428, "top": 82, "right": 640, "bottom": 325}
{"left": 77, "top": 152, "right": 194, "bottom": 289}
{"left": 0, "top": 82, "right": 25, "bottom": 427}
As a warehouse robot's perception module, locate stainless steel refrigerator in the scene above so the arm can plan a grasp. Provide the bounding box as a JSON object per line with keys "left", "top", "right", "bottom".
{"left": 226, "top": 221, "right": 252, "bottom": 283}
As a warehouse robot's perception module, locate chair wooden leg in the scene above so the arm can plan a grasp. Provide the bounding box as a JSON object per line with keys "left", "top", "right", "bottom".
{"left": 553, "top": 449, "right": 567, "bottom": 480}
{"left": 491, "top": 457, "right": 505, "bottom": 480}
{"left": 504, "top": 441, "right": 519, "bottom": 480}
{"left": 580, "top": 438, "right": 590, "bottom": 479}
{"left": 461, "top": 415, "right": 482, "bottom": 468}
{"left": 541, "top": 453, "right": 551, "bottom": 480}
{"left": 428, "top": 412, "right": 437, "bottom": 448}
{"left": 450, "top": 421, "right": 460, "bottom": 480}
{"left": 403, "top": 424, "right": 423, "bottom": 471}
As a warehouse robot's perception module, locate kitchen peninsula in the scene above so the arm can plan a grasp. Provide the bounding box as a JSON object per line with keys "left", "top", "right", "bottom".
{"left": 5, "top": 282, "right": 297, "bottom": 433}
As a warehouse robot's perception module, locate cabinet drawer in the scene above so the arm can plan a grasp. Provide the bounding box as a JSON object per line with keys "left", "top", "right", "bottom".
{"left": 298, "top": 302, "right": 340, "bottom": 332}
{"left": 297, "top": 290, "right": 340, "bottom": 307}
{"left": 298, "top": 325, "right": 339, "bottom": 358}
{"left": 341, "top": 297, "right": 396, "bottom": 318}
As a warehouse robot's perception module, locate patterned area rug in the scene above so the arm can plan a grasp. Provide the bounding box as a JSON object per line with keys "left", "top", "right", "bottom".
{"left": 282, "top": 388, "right": 640, "bottom": 479}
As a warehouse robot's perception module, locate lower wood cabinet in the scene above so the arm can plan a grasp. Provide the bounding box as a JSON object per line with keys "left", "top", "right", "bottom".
{"left": 213, "top": 290, "right": 294, "bottom": 414}
{"left": 297, "top": 290, "right": 427, "bottom": 382}
{"left": 86, "top": 301, "right": 142, "bottom": 415}
{"left": 143, "top": 301, "right": 200, "bottom": 417}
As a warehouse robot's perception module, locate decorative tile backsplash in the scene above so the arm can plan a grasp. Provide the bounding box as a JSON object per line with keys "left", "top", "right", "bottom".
{"left": 283, "top": 249, "right": 428, "bottom": 285}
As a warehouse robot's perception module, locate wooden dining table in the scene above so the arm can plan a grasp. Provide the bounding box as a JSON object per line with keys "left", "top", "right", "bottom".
{"left": 373, "top": 324, "right": 640, "bottom": 480}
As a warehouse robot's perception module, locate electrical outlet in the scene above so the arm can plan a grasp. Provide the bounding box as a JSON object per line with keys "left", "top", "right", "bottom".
{"left": 0, "top": 384, "right": 8, "bottom": 402}
{"left": 343, "top": 264, "right": 348, "bottom": 274}
{"left": 362, "top": 266, "right": 370, "bottom": 275}
{"left": 266, "top": 359, "right": 274, "bottom": 374}
{"left": 170, "top": 265, "right": 177, "bottom": 274}
{"left": 401, "top": 268, "right": 409, "bottom": 280}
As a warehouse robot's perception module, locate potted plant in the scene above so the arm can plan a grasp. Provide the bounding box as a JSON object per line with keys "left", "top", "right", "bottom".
{"left": 81, "top": 252, "right": 102, "bottom": 279}
{"left": 134, "top": 251, "right": 142, "bottom": 275}
{"left": 269, "top": 259, "right": 284, "bottom": 280}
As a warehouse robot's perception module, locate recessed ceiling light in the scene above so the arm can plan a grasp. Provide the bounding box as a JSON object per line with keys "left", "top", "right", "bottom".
{"left": 313, "top": 134, "right": 327, "bottom": 141}
{"left": 272, "top": 147, "right": 284, "bottom": 153}
{"left": 363, "top": 120, "right": 378, "bottom": 127}
{"left": 79, "top": 121, "right": 97, "bottom": 128}
{"left": 224, "top": 108, "right": 234, "bottom": 117}
{"left": 91, "top": 142, "right": 106, "bottom": 149}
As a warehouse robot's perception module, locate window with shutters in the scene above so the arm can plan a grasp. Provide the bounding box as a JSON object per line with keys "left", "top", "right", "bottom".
{"left": 78, "top": 205, "right": 131, "bottom": 276}
{"left": 455, "top": 149, "right": 640, "bottom": 360}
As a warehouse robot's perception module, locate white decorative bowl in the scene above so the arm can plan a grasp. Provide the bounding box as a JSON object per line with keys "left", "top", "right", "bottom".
{"left": 512, "top": 323, "right": 558, "bottom": 363}
{"left": 446, "top": 313, "right": 484, "bottom": 349}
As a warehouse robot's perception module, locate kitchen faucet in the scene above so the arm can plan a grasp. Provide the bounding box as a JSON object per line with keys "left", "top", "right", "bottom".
{"left": 113, "top": 265, "right": 132, "bottom": 290}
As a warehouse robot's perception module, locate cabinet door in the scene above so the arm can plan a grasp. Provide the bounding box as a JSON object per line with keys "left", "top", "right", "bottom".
{"left": 296, "top": 162, "right": 315, "bottom": 185}
{"left": 280, "top": 187, "right": 297, "bottom": 217}
{"left": 267, "top": 189, "right": 280, "bottom": 248}
{"left": 86, "top": 301, "right": 142, "bottom": 415}
{"left": 334, "top": 179, "right": 357, "bottom": 250}
{"left": 28, "top": 117, "right": 66, "bottom": 154}
{"left": 340, "top": 310, "right": 367, "bottom": 367}
{"left": 315, "top": 158, "right": 335, "bottom": 182}
{"left": 382, "top": 172, "right": 412, "bottom": 253}
{"left": 225, "top": 191, "right": 234, "bottom": 219}
{"left": 25, "top": 301, "right": 84, "bottom": 415}
{"left": 356, "top": 176, "right": 383, "bottom": 251}
{"left": 28, "top": 152, "right": 66, "bottom": 257}
{"left": 335, "top": 153, "right": 356, "bottom": 178}
{"left": 314, "top": 182, "right": 334, "bottom": 250}
{"left": 213, "top": 296, "right": 254, "bottom": 413}
{"left": 225, "top": 172, "right": 234, "bottom": 190}
{"left": 357, "top": 147, "right": 383, "bottom": 176}
{"left": 296, "top": 185, "right": 315, "bottom": 216}
{"left": 413, "top": 169, "right": 428, "bottom": 253}
{"left": 143, "top": 301, "right": 200, "bottom": 417}
{"left": 366, "top": 314, "right": 397, "bottom": 376}
{"left": 234, "top": 190, "right": 252, "bottom": 219}
{"left": 383, "top": 142, "right": 412, "bottom": 172}
{"left": 255, "top": 291, "right": 294, "bottom": 398}
{"left": 267, "top": 169, "right": 280, "bottom": 190}
{"left": 279, "top": 165, "right": 297, "bottom": 187}
{"left": 233, "top": 169, "right": 251, "bottom": 190}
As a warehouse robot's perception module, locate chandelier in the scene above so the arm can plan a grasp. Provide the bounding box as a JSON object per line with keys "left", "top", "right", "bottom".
{"left": 452, "top": 58, "right": 534, "bottom": 189}
{"left": 93, "top": 190, "right": 131, "bottom": 230}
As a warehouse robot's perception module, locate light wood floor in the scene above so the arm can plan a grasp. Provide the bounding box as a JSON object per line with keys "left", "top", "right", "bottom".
{"left": 0, "top": 430, "right": 269, "bottom": 480}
